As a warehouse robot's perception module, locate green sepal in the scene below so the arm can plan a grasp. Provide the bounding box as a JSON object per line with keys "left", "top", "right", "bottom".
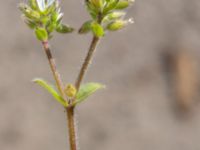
{"left": 103, "top": 11, "right": 126, "bottom": 23}
{"left": 86, "top": 2, "right": 98, "bottom": 19}
{"left": 106, "top": 19, "right": 127, "bottom": 31}
{"left": 89, "top": 0, "right": 104, "bottom": 8}
{"left": 35, "top": 27, "right": 48, "bottom": 41}
{"left": 47, "top": 22, "right": 57, "bottom": 33}
{"left": 29, "top": 0, "right": 38, "bottom": 10}
{"left": 115, "top": 1, "right": 129, "bottom": 9}
{"left": 73, "top": 82, "right": 105, "bottom": 106}
{"left": 78, "top": 20, "right": 93, "bottom": 34}
{"left": 25, "top": 19, "right": 36, "bottom": 29}
{"left": 33, "top": 78, "right": 68, "bottom": 107}
{"left": 91, "top": 22, "right": 104, "bottom": 37}
{"left": 19, "top": 4, "right": 41, "bottom": 20}
{"left": 103, "top": 0, "right": 119, "bottom": 14}
{"left": 56, "top": 24, "right": 74, "bottom": 33}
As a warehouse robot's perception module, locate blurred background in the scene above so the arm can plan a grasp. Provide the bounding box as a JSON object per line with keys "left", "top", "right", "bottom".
{"left": 1, "top": 0, "right": 200, "bottom": 150}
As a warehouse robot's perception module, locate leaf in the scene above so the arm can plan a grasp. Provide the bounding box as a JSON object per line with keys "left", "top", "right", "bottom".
{"left": 33, "top": 78, "right": 67, "bottom": 107}
{"left": 91, "top": 22, "right": 104, "bottom": 37}
{"left": 35, "top": 27, "right": 48, "bottom": 41}
{"left": 74, "top": 83, "right": 105, "bottom": 105}
{"left": 56, "top": 24, "right": 74, "bottom": 33}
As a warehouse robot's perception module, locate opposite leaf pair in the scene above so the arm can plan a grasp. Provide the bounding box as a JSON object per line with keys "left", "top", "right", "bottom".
{"left": 33, "top": 79, "right": 105, "bottom": 107}
{"left": 19, "top": 0, "right": 134, "bottom": 107}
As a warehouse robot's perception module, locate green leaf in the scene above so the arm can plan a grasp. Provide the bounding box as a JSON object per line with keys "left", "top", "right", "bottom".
{"left": 78, "top": 20, "right": 93, "bottom": 34}
{"left": 33, "top": 78, "right": 67, "bottom": 107}
{"left": 35, "top": 27, "right": 48, "bottom": 41}
{"left": 74, "top": 82, "right": 105, "bottom": 105}
{"left": 56, "top": 24, "right": 74, "bottom": 33}
{"left": 91, "top": 22, "right": 104, "bottom": 37}
{"left": 115, "top": 1, "right": 129, "bottom": 9}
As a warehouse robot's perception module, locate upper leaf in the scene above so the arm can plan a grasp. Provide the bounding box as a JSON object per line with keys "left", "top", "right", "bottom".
{"left": 74, "top": 82, "right": 105, "bottom": 106}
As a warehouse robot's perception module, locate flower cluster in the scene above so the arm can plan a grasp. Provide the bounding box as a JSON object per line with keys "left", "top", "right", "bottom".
{"left": 79, "top": 0, "right": 134, "bottom": 37}
{"left": 19, "top": 0, "right": 73, "bottom": 41}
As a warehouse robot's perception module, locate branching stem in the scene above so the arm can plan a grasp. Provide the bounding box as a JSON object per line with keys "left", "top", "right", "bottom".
{"left": 66, "top": 36, "right": 100, "bottom": 150}
{"left": 41, "top": 26, "right": 100, "bottom": 150}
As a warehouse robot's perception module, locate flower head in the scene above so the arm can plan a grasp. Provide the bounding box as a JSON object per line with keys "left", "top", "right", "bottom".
{"left": 79, "top": 0, "right": 135, "bottom": 37}
{"left": 19, "top": 0, "right": 73, "bottom": 41}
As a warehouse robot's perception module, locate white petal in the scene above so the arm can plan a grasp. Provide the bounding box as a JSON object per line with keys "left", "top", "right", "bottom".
{"left": 36, "top": 0, "right": 46, "bottom": 11}
{"left": 47, "top": 0, "right": 55, "bottom": 7}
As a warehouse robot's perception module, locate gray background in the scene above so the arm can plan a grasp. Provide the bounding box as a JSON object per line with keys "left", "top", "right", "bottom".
{"left": 1, "top": 0, "right": 200, "bottom": 150}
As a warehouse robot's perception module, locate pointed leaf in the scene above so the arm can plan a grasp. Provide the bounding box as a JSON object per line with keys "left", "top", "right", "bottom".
{"left": 74, "top": 83, "right": 105, "bottom": 105}
{"left": 33, "top": 78, "right": 67, "bottom": 107}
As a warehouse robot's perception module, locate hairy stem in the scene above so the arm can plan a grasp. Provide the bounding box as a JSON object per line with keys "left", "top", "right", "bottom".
{"left": 42, "top": 41, "right": 78, "bottom": 150}
{"left": 66, "top": 106, "right": 77, "bottom": 150}
{"left": 42, "top": 41, "right": 66, "bottom": 99}
{"left": 66, "top": 36, "right": 100, "bottom": 150}
{"left": 41, "top": 32, "right": 100, "bottom": 150}
{"left": 75, "top": 36, "right": 100, "bottom": 91}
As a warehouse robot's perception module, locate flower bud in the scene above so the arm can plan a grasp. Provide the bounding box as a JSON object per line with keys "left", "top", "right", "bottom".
{"left": 65, "top": 84, "right": 77, "bottom": 98}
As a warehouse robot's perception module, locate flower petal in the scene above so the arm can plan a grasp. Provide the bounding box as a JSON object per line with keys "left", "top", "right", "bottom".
{"left": 36, "top": 0, "right": 46, "bottom": 11}
{"left": 47, "top": 0, "right": 55, "bottom": 7}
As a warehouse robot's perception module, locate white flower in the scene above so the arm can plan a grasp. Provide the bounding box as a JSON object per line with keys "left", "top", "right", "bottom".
{"left": 36, "top": 0, "right": 56, "bottom": 11}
